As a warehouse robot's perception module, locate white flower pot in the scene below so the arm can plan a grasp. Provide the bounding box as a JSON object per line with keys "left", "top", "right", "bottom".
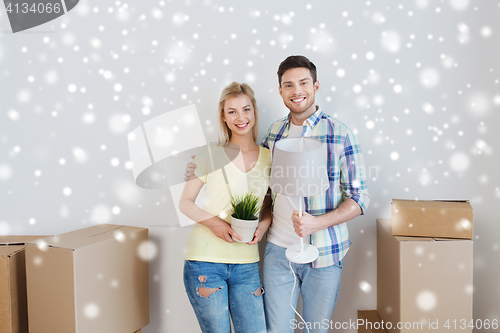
{"left": 230, "top": 216, "right": 259, "bottom": 243}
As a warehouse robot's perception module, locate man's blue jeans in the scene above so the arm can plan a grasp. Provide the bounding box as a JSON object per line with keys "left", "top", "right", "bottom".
{"left": 263, "top": 242, "right": 343, "bottom": 333}
{"left": 183, "top": 260, "right": 266, "bottom": 333}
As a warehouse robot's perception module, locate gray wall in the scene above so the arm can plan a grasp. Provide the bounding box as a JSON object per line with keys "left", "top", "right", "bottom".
{"left": 1, "top": 0, "right": 499, "bottom": 332}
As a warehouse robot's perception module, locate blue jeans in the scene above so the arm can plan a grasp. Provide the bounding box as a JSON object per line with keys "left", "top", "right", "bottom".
{"left": 183, "top": 260, "right": 266, "bottom": 333}
{"left": 263, "top": 242, "right": 343, "bottom": 333}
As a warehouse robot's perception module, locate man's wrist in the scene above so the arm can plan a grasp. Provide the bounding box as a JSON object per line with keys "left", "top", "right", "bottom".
{"left": 316, "top": 214, "right": 327, "bottom": 232}
{"left": 315, "top": 210, "right": 338, "bottom": 231}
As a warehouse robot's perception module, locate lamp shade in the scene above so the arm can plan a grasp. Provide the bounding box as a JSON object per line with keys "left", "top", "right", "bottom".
{"left": 270, "top": 137, "right": 329, "bottom": 197}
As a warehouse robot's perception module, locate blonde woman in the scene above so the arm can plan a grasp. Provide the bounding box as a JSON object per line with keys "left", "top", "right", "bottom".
{"left": 179, "top": 82, "right": 271, "bottom": 333}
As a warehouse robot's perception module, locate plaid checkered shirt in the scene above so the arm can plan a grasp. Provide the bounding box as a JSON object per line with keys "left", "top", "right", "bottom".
{"left": 261, "top": 107, "right": 370, "bottom": 268}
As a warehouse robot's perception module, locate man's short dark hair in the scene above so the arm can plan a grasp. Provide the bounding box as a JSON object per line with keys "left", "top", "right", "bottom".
{"left": 277, "top": 55, "right": 317, "bottom": 86}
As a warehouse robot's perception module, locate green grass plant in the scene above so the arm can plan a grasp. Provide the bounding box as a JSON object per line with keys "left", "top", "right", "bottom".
{"left": 230, "top": 192, "right": 261, "bottom": 221}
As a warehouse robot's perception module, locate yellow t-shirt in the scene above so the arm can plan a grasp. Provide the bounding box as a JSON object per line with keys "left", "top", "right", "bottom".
{"left": 184, "top": 144, "right": 271, "bottom": 263}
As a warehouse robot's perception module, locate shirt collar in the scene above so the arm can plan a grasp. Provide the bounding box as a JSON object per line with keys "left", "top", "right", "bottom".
{"left": 286, "top": 105, "right": 324, "bottom": 129}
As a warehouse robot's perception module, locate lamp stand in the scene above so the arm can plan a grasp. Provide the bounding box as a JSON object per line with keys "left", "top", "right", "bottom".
{"left": 285, "top": 197, "right": 319, "bottom": 264}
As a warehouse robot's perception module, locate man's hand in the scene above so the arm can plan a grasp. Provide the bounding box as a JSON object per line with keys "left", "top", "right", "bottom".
{"left": 292, "top": 210, "right": 324, "bottom": 237}
{"left": 183, "top": 155, "right": 197, "bottom": 181}
{"left": 291, "top": 199, "right": 363, "bottom": 236}
{"left": 247, "top": 220, "right": 271, "bottom": 245}
{"left": 201, "top": 217, "right": 242, "bottom": 243}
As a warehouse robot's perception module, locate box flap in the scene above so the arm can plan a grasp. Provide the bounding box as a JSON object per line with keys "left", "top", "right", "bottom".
{"left": 396, "top": 236, "right": 471, "bottom": 243}
{"left": 358, "top": 310, "right": 388, "bottom": 332}
{"left": 8, "top": 244, "right": 29, "bottom": 333}
{"left": 392, "top": 199, "right": 472, "bottom": 210}
{"left": 0, "top": 245, "right": 25, "bottom": 257}
{"left": 396, "top": 236, "right": 434, "bottom": 242}
{"left": 434, "top": 237, "right": 473, "bottom": 242}
{"left": 68, "top": 225, "right": 145, "bottom": 250}
{"left": 28, "top": 224, "right": 136, "bottom": 250}
{"left": 26, "top": 245, "right": 76, "bottom": 332}
{"left": 0, "top": 256, "right": 11, "bottom": 333}
{"left": 0, "top": 235, "right": 50, "bottom": 246}
{"left": 377, "top": 218, "right": 392, "bottom": 232}
{"left": 358, "top": 309, "right": 382, "bottom": 321}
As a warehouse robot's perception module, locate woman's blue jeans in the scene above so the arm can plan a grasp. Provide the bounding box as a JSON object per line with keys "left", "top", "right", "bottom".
{"left": 183, "top": 260, "right": 266, "bottom": 333}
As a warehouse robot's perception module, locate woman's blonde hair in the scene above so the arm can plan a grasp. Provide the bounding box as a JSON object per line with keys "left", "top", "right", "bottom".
{"left": 218, "top": 82, "right": 259, "bottom": 144}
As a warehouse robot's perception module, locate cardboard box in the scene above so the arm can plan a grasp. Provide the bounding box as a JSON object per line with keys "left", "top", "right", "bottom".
{"left": 358, "top": 310, "right": 388, "bottom": 332}
{"left": 0, "top": 236, "right": 49, "bottom": 333}
{"left": 392, "top": 199, "right": 473, "bottom": 239}
{"left": 25, "top": 224, "right": 149, "bottom": 333}
{"left": 377, "top": 219, "right": 472, "bottom": 333}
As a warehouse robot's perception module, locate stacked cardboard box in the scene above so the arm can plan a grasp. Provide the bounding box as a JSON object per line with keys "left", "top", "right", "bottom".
{"left": 391, "top": 199, "right": 473, "bottom": 239}
{"left": 375, "top": 200, "right": 473, "bottom": 333}
{"left": 25, "top": 224, "right": 150, "bottom": 333}
{"left": 0, "top": 236, "right": 48, "bottom": 333}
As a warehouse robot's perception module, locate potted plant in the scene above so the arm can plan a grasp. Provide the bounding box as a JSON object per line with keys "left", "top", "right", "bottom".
{"left": 230, "top": 193, "right": 261, "bottom": 243}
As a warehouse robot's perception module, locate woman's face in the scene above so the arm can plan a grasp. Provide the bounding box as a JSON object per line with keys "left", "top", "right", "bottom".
{"left": 222, "top": 94, "right": 255, "bottom": 138}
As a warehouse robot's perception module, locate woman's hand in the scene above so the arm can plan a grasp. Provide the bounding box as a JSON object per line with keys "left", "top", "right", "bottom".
{"left": 200, "top": 217, "right": 242, "bottom": 243}
{"left": 183, "top": 155, "right": 197, "bottom": 181}
{"left": 180, "top": 176, "right": 240, "bottom": 243}
{"left": 247, "top": 219, "right": 271, "bottom": 245}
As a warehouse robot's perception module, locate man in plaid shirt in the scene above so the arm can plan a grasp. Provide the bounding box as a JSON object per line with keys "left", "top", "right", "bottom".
{"left": 262, "top": 55, "right": 370, "bottom": 332}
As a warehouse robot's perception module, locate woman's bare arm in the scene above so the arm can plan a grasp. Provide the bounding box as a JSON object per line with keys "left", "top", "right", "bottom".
{"left": 179, "top": 176, "right": 241, "bottom": 242}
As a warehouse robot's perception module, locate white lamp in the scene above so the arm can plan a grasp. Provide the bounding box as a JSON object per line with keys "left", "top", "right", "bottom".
{"left": 269, "top": 137, "right": 330, "bottom": 264}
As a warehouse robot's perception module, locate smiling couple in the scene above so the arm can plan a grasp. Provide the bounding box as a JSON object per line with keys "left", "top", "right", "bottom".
{"left": 179, "top": 55, "right": 370, "bottom": 333}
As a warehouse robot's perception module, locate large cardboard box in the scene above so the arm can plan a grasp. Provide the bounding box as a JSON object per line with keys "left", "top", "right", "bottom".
{"left": 377, "top": 219, "right": 472, "bottom": 333}
{"left": 0, "top": 236, "right": 49, "bottom": 333}
{"left": 392, "top": 199, "right": 473, "bottom": 239}
{"left": 25, "top": 224, "right": 149, "bottom": 333}
{"left": 358, "top": 310, "right": 388, "bottom": 332}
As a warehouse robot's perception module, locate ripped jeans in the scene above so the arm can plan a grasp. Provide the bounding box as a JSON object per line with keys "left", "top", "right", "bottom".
{"left": 183, "top": 260, "right": 266, "bottom": 333}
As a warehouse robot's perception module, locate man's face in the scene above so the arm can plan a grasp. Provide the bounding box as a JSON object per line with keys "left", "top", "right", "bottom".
{"left": 279, "top": 67, "right": 320, "bottom": 117}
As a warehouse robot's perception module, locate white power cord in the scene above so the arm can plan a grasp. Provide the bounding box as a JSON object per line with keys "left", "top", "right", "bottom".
{"left": 289, "top": 254, "right": 310, "bottom": 333}
{"left": 285, "top": 196, "right": 310, "bottom": 332}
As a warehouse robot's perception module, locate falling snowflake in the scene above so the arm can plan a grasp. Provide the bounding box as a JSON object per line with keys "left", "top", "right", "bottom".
{"left": 416, "top": 290, "right": 437, "bottom": 311}
{"left": 138, "top": 240, "right": 158, "bottom": 261}
{"left": 359, "top": 281, "right": 372, "bottom": 293}
{"left": 381, "top": 31, "right": 401, "bottom": 53}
